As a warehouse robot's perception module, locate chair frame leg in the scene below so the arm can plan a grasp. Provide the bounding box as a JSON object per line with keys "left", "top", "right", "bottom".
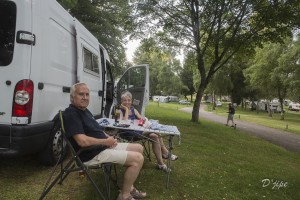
{"left": 39, "top": 155, "right": 107, "bottom": 200}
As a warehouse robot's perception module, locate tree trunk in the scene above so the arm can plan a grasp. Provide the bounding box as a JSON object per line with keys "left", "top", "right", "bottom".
{"left": 190, "top": 0, "right": 204, "bottom": 123}
{"left": 241, "top": 98, "right": 244, "bottom": 109}
{"left": 212, "top": 91, "right": 216, "bottom": 110}
{"left": 280, "top": 110, "right": 284, "bottom": 120}
{"left": 192, "top": 83, "right": 205, "bottom": 122}
{"left": 279, "top": 99, "right": 284, "bottom": 120}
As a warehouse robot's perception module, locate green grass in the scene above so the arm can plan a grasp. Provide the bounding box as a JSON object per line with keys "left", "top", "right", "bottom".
{"left": 1, "top": 102, "right": 300, "bottom": 200}
{"left": 206, "top": 103, "right": 300, "bottom": 135}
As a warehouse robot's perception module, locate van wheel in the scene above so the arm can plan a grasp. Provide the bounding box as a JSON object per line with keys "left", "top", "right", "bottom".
{"left": 38, "top": 119, "right": 67, "bottom": 166}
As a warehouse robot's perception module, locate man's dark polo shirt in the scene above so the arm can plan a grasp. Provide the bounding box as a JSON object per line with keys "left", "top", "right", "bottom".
{"left": 63, "top": 104, "right": 108, "bottom": 162}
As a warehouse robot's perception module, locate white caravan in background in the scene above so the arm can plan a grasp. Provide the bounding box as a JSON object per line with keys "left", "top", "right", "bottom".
{"left": 0, "top": 0, "right": 149, "bottom": 165}
{"left": 288, "top": 103, "right": 300, "bottom": 111}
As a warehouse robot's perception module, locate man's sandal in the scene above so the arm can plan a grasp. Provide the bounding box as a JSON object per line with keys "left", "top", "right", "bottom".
{"left": 162, "top": 153, "right": 178, "bottom": 161}
{"left": 130, "top": 188, "right": 147, "bottom": 199}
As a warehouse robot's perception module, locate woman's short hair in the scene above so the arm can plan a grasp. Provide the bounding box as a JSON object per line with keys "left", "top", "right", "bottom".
{"left": 121, "top": 90, "right": 132, "bottom": 100}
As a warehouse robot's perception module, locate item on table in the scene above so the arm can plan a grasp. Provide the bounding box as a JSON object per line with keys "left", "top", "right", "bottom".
{"left": 138, "top": 118, "right": 144, "bottom": 126}
{"left": 114, "top": 105, "right": 120, "bottom": 123}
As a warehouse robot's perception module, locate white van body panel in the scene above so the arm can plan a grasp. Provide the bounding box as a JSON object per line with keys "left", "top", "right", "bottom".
{"left": 30, "top": 0, "right": 76, "bottom": 122}
{"left": 75, "top": 19, "right": 103, "bottom": 116}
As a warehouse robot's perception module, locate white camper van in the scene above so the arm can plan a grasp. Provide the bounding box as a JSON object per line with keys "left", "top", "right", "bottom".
{"left": 0, "top": 0, "right": 149, "bottom": 165}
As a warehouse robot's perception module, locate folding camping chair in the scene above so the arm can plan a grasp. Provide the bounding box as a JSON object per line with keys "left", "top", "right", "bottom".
{"left": 39, "top": 110, "right": 118, "bottom": 200}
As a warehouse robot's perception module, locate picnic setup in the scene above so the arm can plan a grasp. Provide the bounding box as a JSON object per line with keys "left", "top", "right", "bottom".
{"left": 39, "top": 110, "right": 181, "bottom": 200}
{"left": 98, "top": 117, "right": 181, "bottom": 188}
{"left": 37, "top": 65, "right": 182, "bottom": 199}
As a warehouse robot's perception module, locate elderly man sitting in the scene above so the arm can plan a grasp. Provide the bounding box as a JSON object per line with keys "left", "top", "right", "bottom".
{"left": 63, "top": 82, "right": 147, "bottom": 200}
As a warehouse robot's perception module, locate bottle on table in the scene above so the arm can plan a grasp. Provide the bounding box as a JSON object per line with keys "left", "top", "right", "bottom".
{"left": 114, "top": 105, "right": 120, "bottom": 123}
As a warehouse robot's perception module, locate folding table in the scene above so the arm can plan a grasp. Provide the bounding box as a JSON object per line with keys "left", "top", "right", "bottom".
{"left": 97, "top": 118, "right": 181, "bottom": 188}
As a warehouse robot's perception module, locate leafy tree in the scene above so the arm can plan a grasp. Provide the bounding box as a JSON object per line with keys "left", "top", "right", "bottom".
{"left": 246, "top": 36, "right": 300, "bottom": 119}
{"left": 206, "top": 67, "right": 232, "bottom": 109}
{"left": 230, "top": 68, "right": 247, "bottom": 105}
{"left": 133, "top": 0, "right": 300, "bottom": 122}
{"left": 181, "top": 52, "right": 196, "bottom": 101}
{"left": 278, "top": 35, "right": 300, "bottom": 102}
{"left": 206, "top": 56, "right": 248, "bottom": 108}
{"left": 133, "top": 38, "right": 184, "bottom": 96}
{"left": 225, "top": 55, "right": 249, "bottom": 105}
{"left": 58, "top": 0, "right": 77, "bottom": 8}
{"left": 132, "top": 38, "right": 161, "bottom": 95}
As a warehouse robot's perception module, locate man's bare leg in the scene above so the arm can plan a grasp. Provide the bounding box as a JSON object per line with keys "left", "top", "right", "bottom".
{"left": 126, "top": 143, "right": 143, "bottom": 154}
{"left": 119, "top": 151, "right": 144, "bottom": 199}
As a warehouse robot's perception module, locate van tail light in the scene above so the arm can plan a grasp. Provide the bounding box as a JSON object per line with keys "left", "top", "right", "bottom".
{"left": 12, "top": 80, "right": 34, "bottom": 123}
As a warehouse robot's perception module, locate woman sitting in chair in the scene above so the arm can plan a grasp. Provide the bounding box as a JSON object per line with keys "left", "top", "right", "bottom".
{"left": 119, "top": 91, "right": 178, "bottom": 172}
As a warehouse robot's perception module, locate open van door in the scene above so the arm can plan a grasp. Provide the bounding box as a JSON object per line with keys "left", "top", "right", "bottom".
{"left": 115, "top": 64, "right": 149, "bottom": 117}
{"left": 99, "top": 44, "right": 114, "bottom": 118}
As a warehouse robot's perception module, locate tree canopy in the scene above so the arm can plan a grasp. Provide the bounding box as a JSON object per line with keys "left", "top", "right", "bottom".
{"left": 132, "top": 0, "right": 300, "bottom": 122}
{"left": 246, "top": 35, "right": 300, "bottom": 119}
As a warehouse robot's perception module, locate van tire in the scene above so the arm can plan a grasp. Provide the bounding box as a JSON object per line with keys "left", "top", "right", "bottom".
{"left": 38, "top": 119, "right": 67, "bottom": 166}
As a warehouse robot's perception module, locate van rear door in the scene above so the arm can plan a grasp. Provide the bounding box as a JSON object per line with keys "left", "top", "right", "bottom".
{"left": 0, "top": 0, "right": 32, "bottom": 125}
{"left": 115, "top": 64, "right": 150, "bottom": 117}
{"left": 75, "top": 19, "right": 103, "bottom": 116}
{"left": 0, "top": 0, "right": 32, "bottom": 148}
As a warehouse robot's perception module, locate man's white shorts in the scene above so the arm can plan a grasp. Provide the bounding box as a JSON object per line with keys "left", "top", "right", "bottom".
{"left": 84, "top": 143, "right": 129, "bottom": 166}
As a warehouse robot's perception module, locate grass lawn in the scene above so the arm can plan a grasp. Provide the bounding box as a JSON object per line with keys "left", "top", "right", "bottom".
{"left": 0, "top": 102, "right": 300, "bottom": 200}
{"left": 205, "top": 103, "right": 300, "bottom": 136}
